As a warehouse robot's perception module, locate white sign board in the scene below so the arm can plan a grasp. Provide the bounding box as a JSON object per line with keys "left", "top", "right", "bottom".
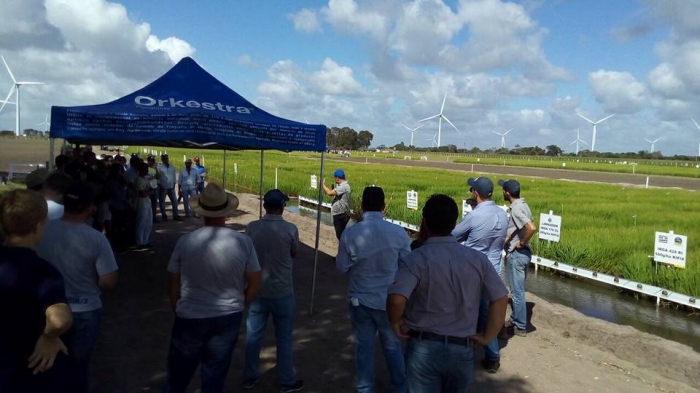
{"left": 462, "top": 200, "right": 473, "bottom": 219}
{"left": 654, "top": 231, "right": 687, "bottom": 268}
{"left": 407, "top": 190, "right": 418, "bottom": 210}
{"left": 234, "top": 163, "right": 238, "bottom": 175}
{"left": 310, "top": 175, "right": 318, "bottom": 189}
{"left": 538, "top": 211, "right": 562, "bottom": 242}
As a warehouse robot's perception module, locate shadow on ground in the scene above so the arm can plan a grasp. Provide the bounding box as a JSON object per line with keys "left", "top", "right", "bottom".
{"left": 91, "top": 217, "right": 533, "bottom": 392}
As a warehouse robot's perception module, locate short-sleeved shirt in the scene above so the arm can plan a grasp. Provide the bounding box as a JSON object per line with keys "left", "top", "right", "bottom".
{"left": 147, "top": 167, "right": 158, "bottom": 189}
{"left": 0, "top": 246, "right": 67, "bottom": 367}
{"left": 46, "top": 200, "right": 64, "bottom": 220}
{"left": 178, "top": 168, "right": 199, "bottom": 191}
{"left": 194, "top": 164, "right": 206, "bottom": 183}
{"left": 389, "top": 236, "right": 508, "bottom": 337}
{"left": 336, "top": 212, "right": 411, "bottom": 310}
{"left": 157, "top": 164, "right": 176, "bottom": 189}
{"left": 168, "top": 227, "right": 261, "bottom": 318}
{"left": 506, "top": 198, "right": 534, "bottom": 253}
{"left": 451, "top": 200, "right": 508, "bottom": 273}
{"left": 331, "top": 181, "right": 351, "bottom": 216}
{"left": 245, "top": 215, "right": 299, "bottom": 298}
{"left": 36, "top": 220, "right": 118, "bottom": 312}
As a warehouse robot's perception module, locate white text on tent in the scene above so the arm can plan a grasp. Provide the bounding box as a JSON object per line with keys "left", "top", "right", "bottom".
{"left": 135, "top": 95, "right": 252, "bottom": 114}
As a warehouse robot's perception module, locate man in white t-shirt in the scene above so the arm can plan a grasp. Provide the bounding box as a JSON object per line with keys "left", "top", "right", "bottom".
{"left": 40, "top": 172, "right": 73, "bottom": 220}
{"left": 157, "top": 154, "right": 182, "bottom": 221}
{"left": 166, "top": 184, "right": 261, "bottom": 392}
{"left": 177, "top": 158, "right": 199, "bottom": 218}
{"left": 36, "top": 181, "right": 119, "bottom": 393}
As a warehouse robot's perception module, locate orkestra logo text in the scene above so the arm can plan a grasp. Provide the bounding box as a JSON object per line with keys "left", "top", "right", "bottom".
{"left": 135, "top": 96, "right": 252, "bottom": 114}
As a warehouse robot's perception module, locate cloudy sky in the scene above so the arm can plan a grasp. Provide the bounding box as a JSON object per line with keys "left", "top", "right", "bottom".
{"left": 1, "top": 0, "right": 700, "bottom": 155}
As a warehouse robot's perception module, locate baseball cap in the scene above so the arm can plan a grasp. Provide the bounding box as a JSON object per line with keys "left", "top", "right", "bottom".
{"left": 185, "top": 158, "right": 192, "bottom": 163}
{"left": 333, "top": 169, "right": 345, "bottom": 178}
{"left": 25, "top": 168, "right": 49, "bottom": 190}
{"left": 467, "top": 177, "right": 494, "bottom": 197}
{"left": 263, "top": 189, "right": 290, "bottom": 206}
{"left": 63, "top": 181, "right": 95, "bottom": 213}
{"left": 498, "top": 179, "right": 521, "bottom": 194}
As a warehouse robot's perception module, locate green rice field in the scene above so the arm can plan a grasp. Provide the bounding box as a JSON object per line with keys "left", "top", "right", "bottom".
{"left": 132, "top": 147, "right": 700, "bottom": 298}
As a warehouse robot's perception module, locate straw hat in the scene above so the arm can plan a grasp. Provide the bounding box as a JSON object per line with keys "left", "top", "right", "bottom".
{"left": 190, "top": 184, "right": 239, "bottom": 218}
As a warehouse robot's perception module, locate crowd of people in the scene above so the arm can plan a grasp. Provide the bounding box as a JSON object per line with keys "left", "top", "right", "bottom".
{"left": 1, "top": 149, "right": 535, "bottom": 392}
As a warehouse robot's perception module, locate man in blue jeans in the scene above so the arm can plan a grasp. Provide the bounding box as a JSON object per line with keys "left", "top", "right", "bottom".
{"left": 242, "top": 189, "right": 304, "bottom": 392}
{"left": 388, "top": 194, "right": 508, "bottom": 392}
{"left": 500, "top": 179, "right": 536, "bottom": 338}
{"left": 166, "top": 184, "right": 261, "bottom": 393}
{"left": 337, "top": 186, "right": 411, "bottom": 393}
{"left": 451, "top": 177, "right": 508, "bottom": 373}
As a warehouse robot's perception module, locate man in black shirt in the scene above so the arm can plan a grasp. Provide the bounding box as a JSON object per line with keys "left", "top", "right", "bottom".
{"left": 0, "top": 189, "right": 73, "bottom": 392}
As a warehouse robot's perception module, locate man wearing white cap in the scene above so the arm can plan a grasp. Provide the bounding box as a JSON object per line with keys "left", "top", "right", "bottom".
{"left": 178, "top": 158, "right": 199, "bottom": 218}
{"left": 322, "top": 168, "right": 351, "bottom": 239}
{"left": 166, "top": 184, "right": 262, "bottom": 393}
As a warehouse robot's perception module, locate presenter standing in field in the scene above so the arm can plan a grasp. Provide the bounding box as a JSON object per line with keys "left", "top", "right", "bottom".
{"left": 193, "top": 157, "right": 207, "bottom": 194}
{"left": 322, "top": 169, "right": 352, "bottom": 240}
{"left": 499, "top": 179, "right": 536, "bottom": 338}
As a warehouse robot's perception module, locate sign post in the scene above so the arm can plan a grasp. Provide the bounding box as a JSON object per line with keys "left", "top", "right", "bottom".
{"left": 406, "top": 190, "right": 418, "bottom": 210}
{"left": 654, "top": 231, "right": 687, "bottom": 269}
{"left": 310, "top": 175, "right": 318, "bottom": 190}
{"left": 538, "top": 210, "right": 562, "bottom": 243}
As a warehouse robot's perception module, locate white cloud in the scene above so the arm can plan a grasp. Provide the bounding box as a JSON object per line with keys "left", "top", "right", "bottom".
{"left": 321, "top": 0, "right": 388, "bottom": 39}
{"left": 309, "top": 58, "right": 366, "bottom": 96}
{"left": 589, "top": 70, "right": 648, "bottom": 114}
{"left": 289, "top": 9, "right": 323, "bottom": 33}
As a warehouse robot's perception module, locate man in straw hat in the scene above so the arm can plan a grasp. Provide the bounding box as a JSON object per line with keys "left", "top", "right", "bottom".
{"left": 166, "top": 184, "right": 262, "bottom": 393}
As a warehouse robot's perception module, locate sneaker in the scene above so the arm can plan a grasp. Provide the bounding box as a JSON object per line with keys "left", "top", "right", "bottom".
{"left": 482, "top": 359, "right": 500, "bottom": 374}
{"left": 242, "top": 378, "right": 259, "bottom": 389}
{"left": 514, "top": 328, "right": 527, "bottom": 337}
{"left": 280, "top": 380, "right": 304, "bottom": 392}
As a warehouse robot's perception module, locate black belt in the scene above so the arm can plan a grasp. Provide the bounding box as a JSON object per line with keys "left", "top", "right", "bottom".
{"left": 408, "top": 330, "right": 475, "bottom": 347}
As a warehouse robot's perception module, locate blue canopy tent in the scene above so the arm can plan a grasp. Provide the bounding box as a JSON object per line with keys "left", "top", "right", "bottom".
{"left": 50, "top": 56, "right": 328, "bottom": 314}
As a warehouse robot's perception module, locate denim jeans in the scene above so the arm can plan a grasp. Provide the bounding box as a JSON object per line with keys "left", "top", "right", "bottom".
{"left": 477, "top": 295, "right": 500, "bottom": 361}
{"left": 405, "top": 338, "right": 474, "bottom": 393}
{"left": 349, "top": 303, "right": 406, "bottom": 393}
{"left": 244, "top": 295, "right": 297, "bottom": 385}
{"left": 507, "top": 249, "right": 531, "bottom": 330}
{"left": 166, "top": 312, "right": 243, "bottom": 393}
{"left": 158, "top": 187, "right": 180, "bottom": 219}
{"left": 63, "top": 308, "right": 102, "bottom": 393}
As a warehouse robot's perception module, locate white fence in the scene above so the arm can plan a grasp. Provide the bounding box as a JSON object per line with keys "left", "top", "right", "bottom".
{"left": 297, "top": 195, "right": 699, "bottom": 311}
{"left": 7, "top": 163, "right": 45, "bottom": 180}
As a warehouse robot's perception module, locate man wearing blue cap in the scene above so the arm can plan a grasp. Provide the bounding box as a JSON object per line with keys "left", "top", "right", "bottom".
{"left": 451, "top": 176, "right": 507, "bottom": 373}
{"left": 499, "top": 179, "right": 535, "bottom": 338}
{"left": 323, "top": 169, "right": 352, "bottom": 239}
{"left": 242, "top": 189, "right": 303, "bottom": 392}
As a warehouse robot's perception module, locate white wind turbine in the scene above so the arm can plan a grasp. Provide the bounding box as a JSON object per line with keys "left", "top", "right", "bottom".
{"left": 692, "top": 118, "right": 700, "bottom": 159}
{"left": 38, "top": 114, "right": 50, "bottom": 133}
{"left": 401, "top": 123, "right": 424, "bottom": 147}
{"left": 644, "top": 137, "right": 661, "bottom": 153}
{"left": 577, "top": 112, "right": 615, "bottom": 152}
{"left": 492, "top": 128, "right": 513, "bottom": 149}
{"left": 569, "top": 128, "right": 588, "bottom": 155}
{"left": 426, "top": 132, "right": 438, "bottom": 148}
{"left": 0, "top": 56, "right": 45, "bottom": 136}
{"left": 419, "top": 93, "right": 459, "bottom": 147}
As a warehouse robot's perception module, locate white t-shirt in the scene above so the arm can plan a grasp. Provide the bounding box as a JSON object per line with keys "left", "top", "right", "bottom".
{"left": 46, "top": 200, "right": 64, "bottom": 220}
{"left": 167, "top": 226, "right": 261, "bottom": 318}
{"left": 36, "top": 220, "right": 119, "bottom": 312}
{"left": 147, "top": 167, "right": 158, "bottom": 189}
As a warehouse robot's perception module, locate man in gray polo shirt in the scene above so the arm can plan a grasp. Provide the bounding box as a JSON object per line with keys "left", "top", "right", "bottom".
{"left": 500, "top": 179, "right": 536, "bottom": 338}
{"left": 451, "top": 176, "right": 507, "bottom": 373}
{"left": 322, "top": 169, "right": 351, "bottom": 239}
{"left": 242, "top": 189, "right": 303, "bottom": 393}
{"left": 388, "top": 194, "right": 508, "bottom": 392}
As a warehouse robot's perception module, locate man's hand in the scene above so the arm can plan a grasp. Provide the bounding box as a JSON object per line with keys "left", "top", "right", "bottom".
{"left": 469, "top": 332, "right": 489, "bottom": 346}
{"left": 28, "top": 334, "right": 68, "bottom": 374}
{"left": 322, "top": 178, "right": 326, "bottom": 186}
{"left": 391, "top": 319, "right": 409, "bottom": 339}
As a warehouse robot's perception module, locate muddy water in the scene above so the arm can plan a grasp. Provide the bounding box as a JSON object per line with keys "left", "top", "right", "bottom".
{"left": 286, "top": 201, "right": 700, "bottom": 351}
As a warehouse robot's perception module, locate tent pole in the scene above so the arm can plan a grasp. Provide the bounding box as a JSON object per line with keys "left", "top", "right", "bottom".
{"left": 309, "top": 150, "right": 326, "bottom": 316}
{"left": 49, "top": 138, "right": 55, "bottom": 172}
{"left": 259, "top": 150, "right": 264, "bottom": 218}
{"left": 222, "top": 150, "right": 227, "bottom": 190}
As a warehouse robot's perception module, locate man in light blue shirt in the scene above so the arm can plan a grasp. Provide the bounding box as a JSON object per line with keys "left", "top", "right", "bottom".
{"left": 451, "top": 176, "right": 508, "bottom": 374}
{"left": 337, "top": 186, "right": 410, "bottom": 393}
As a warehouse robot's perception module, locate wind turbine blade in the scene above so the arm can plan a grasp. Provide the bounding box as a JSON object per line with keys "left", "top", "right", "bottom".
{"left": 419, "top": 114, "right": 439, "bottom": 122}
{"left": 413, "top": 124, "right": 424, "bottom": 132}
{"left": 17, "top": 81, "right": 45, "bottom": 85}
{"left": 692, "top": 118, "right": 700, "bottom": 130}
{"left": 401, "top": 123, "right": 412, "bottom": 130}
{"left": 569, "top": 140, "right": 577, "bottom": 145}
{"left": 503, "top": 128, "right": 513, "bottom": 135}
{"left": 491, "top": 131, "right": 503, "bottom": 136}
{"left": 440, "top": 93, "right": 447, "bottom": 114}
{"left": 576, "top": 113, "right": 595, "bottom": 124}
{"left": 1, "top": 56, "right": 16, "bottom": 83}
{"left": 580, "top": 140, "right": 588, "bottom": 145}
{"left": 653, "top": 138, "right": 661, "bottom": 143}
{"left": 0, "top": 86, "right": 15, "bottom": 113}
{"left": 442, "top": 115, "right": 459, "bottom": 132}
{"left": 597, "top": 113, "right": 615, "bottom": 123}
{"left": 644, "top": 139, "right": 652, "bottom": 143}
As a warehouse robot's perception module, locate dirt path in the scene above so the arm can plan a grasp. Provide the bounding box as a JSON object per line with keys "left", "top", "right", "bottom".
{"left": 92, "top": 193, "right": 700, "bottom": 393}
{"left": 334, "top": 156, "right": 700, "bottom": 190}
